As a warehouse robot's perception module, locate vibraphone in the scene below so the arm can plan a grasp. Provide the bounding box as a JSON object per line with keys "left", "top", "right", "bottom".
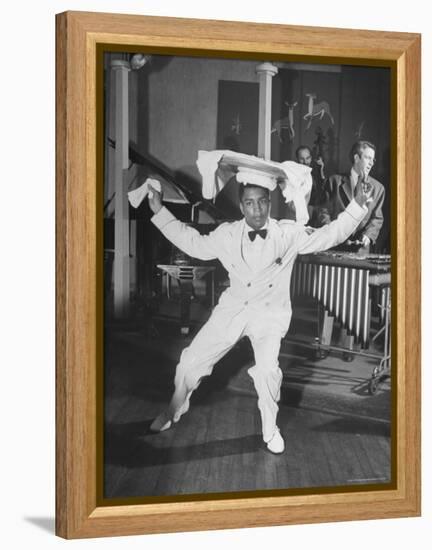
{"left": 289, "top": 251, "right": 391, "bottom": 394}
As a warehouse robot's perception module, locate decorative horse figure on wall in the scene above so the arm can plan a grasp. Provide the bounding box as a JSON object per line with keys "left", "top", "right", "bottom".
{"left": 303, "top": 93, "right": 335, "bottom": 130}
{"left": 271, "top": 101, "right": 298, "bottom": 142}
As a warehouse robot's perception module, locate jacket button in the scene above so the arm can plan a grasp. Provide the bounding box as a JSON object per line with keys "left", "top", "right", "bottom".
{"left": 247, "top": 282, "right": 251, "bottom": 287}
{"left": 244, "top": 301, "right": 248, "bottom": 306}
{"left": 269, "top": 284, "right": 273, "bottom": 288}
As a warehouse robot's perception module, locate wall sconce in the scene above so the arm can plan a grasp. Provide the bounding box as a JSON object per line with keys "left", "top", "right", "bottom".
{"left": 130, "top": 53, "right": 151, "bottom": 70}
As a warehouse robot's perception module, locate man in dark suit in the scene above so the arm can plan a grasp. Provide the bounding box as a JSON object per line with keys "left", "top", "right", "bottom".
{"left": 317, "top": 140, "right": 385, "bottom": 360}
{"left": 318, "top": 140, "right": 385, "bottom": 252}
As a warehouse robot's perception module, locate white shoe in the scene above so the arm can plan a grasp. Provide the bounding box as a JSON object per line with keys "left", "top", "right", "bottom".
{"left": 150, "top": 391, "right": 193, "bottom": 432}
{"left": 266, "top": 431, "right": 285, "bottom": 454}
{"left": 173, "top": 390, "right": 192, "bottom": 422}
{"left": 150, "top": 411, "right": 173, "bottom": 432}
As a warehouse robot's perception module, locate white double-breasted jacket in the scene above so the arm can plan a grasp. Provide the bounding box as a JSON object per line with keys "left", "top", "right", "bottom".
{"left": 152, "top": 200, "right": 366, "bottom": 340}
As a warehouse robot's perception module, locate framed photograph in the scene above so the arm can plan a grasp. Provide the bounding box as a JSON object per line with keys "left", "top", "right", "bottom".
{"left": 56, "top": 11, "right": 421, "bottom": 538}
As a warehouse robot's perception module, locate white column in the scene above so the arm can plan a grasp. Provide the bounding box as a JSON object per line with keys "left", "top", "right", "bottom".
{"left": 111, "top": 60, "right": 131, "bottom": 318}
{"left": 256, "top": 62, "right": 278, "bottom": 160}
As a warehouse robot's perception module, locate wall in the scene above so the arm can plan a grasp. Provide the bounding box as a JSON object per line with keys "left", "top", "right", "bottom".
{"left": 138, "top": 55, "right": 258, "bottom": 197}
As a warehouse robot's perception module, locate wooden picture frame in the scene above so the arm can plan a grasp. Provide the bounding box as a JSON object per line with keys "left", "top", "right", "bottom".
{"left": 56, "top": 11, "right": 421, "bottom": 539}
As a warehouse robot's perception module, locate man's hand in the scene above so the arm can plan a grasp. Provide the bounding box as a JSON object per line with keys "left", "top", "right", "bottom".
{"left": 361, "top": 234, "right": 371, "bottom": 248}
{"left": 354, "top": 171, "right": 374, "bottom": 208}
{"left": 148, "top": 183, "right": 163, "bottom": 214}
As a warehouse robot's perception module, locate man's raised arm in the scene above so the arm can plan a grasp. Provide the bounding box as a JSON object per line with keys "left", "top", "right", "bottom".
{"left": 149, "top": 183, "right": 220, "bottom": 261}
{"left": 296, "top": 174, "right": 372, "bottom": 255}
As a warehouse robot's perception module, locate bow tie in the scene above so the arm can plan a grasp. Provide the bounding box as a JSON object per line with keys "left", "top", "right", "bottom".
{"left": 248, "top": 229, "right": 267, "bottom": 242}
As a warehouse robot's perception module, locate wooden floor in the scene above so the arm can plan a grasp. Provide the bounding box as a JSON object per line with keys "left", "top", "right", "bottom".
{"left": 103, "top": 318, "right": 391, "bottom": 499}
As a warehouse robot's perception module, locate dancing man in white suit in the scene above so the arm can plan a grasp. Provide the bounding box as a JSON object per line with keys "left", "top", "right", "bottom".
{"left": 148, "top": 161, "right": 371, "bottom": 454}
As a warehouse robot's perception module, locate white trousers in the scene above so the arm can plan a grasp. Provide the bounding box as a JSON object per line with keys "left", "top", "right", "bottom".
{"left": 169, "top": 311, "right": 283, "bottom": 443}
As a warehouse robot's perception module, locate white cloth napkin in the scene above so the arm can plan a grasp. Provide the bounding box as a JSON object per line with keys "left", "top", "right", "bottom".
{"left": 279, "top": 161, "right": 313, "bottom": 224}
{"left": 196, "top": 150, "right": 312, "bottom": 224}
{"left": 128, "top": 178, "right": 162, "bottom": 208}
{"left": 196, "top": 150, "right": 227, "bottom": 201}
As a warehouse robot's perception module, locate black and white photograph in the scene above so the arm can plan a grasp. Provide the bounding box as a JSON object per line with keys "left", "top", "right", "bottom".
{"left": 102, "top": 50, "right": 392, "bottom": 501}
